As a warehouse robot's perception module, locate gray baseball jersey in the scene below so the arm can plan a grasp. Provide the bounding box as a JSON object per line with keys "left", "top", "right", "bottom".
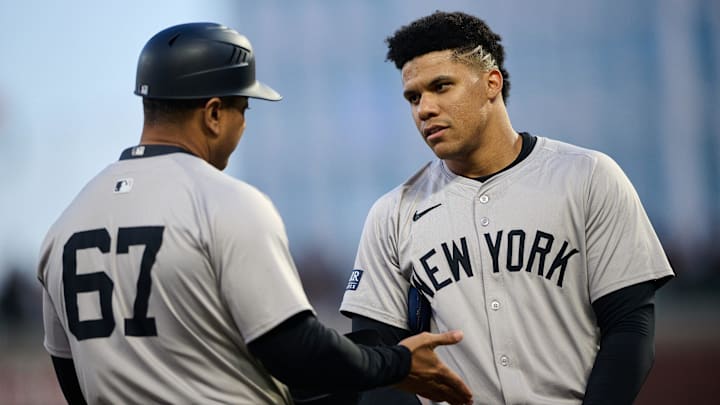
{"left": 38, "top": 146, "right": 313, "bottom": 404}
{"left": 340, "top": 137, "right": 674, "bottom": 404}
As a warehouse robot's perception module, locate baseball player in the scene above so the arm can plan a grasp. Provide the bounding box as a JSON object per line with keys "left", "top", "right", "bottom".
{"left": 37, "top": 22, "right": 473, "bottom": 405}
{"left": 340, "top": 11, "right": 675, "bottom": 405}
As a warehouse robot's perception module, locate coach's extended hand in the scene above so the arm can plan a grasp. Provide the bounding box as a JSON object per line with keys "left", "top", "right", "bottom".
{"left": 397, "top": 330, "right": 473, "bottom": 405}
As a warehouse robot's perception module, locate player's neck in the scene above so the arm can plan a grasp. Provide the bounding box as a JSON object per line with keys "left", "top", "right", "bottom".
{"left": 445, "top": 111, "right": 520, "bottom": 179}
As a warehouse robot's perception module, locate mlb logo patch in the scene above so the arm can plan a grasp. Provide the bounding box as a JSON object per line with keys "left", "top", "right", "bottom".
{"left": 131, "top": 146, "right": 146, "bottom": 156}
{"left": 114, "top": 178, "right": 134, "bottom": 193}
{"left": 346, "top": 269, "right": 364, "bottom": 291}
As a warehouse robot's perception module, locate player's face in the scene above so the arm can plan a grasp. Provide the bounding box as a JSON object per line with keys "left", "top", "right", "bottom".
{"left": 401, "top": 50, "right": 493, "bottom": 162}
{"left": 212, "top": 97, "right": 249, "bottom": 170}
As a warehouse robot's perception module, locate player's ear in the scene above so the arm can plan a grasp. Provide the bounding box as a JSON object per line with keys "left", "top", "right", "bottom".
{"left": 486, "top": 69, "right": 503, "bottom": 100}
{"left": 203, "top": 97, "right": 223, "bottom": 137}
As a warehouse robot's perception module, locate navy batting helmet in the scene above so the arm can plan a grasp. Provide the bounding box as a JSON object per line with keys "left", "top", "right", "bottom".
{"left": 134, "top": 22, "right": 281, "bottom": 101}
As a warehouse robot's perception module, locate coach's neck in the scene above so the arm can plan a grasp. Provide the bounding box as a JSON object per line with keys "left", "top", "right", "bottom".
{"left": 140, "top": 109, "right": 212, "bottom": 164}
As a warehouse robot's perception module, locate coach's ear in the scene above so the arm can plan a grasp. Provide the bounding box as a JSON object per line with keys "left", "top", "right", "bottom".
{"left": 202, "top": 97, "right": 223, "bottom": 137}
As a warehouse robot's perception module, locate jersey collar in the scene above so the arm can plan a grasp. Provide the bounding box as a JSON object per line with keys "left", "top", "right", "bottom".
{"left": 119, "top": 145, "right": 196, "bottom": 161}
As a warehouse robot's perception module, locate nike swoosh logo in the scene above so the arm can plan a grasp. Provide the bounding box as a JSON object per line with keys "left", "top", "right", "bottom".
{"left": 413, "top": 203, "right": 442, "bottom": 222}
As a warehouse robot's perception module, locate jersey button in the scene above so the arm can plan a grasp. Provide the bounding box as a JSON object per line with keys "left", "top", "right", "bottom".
{"left": 479, "top": 195, "right": 489, "bottom": 203}
{"left": 500, "top": 355, "right": 510, "bottom": 367}
{"left": 490, "top": 300, "right": 501, "bottom": 310}
{"left": 480, "top": 217, "right": 490, "bottom": 226}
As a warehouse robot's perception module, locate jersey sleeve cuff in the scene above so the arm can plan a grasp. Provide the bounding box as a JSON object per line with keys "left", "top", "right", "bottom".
{"left": 44, "top": 340, "right": 72, "bottom": 359}
{"left": 244, "top": 305, "right": 315, "bottom": 344}
{"left": 339, "top": 303, "right": 408, "bottom": 331}
{"left": 590, "top": 268, "right": 675, "bottom": 303}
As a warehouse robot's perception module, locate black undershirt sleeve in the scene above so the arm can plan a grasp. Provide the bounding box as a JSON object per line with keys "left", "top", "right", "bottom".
{"left": 50, "top": 356, "right": 87, "bottom": 405}
{"left": 351, "top": 315, "right": 422, "bottom": 405}
{"left": 583, "top": 281, "right": 657, "bottom": 405}
{"left": 247, "top": 310, "right": 411, "bottom": 393}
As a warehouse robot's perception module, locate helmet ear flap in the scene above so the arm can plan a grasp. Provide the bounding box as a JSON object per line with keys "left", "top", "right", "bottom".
{"left": 134, "top": 22, "right": 281, "bottom": 101}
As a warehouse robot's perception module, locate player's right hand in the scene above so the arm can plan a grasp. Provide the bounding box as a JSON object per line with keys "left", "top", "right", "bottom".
{"left": 396, "top": 330, "right": 473, "bottom": 405}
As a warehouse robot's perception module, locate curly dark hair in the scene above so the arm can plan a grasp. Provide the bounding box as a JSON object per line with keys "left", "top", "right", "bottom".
{"left": 386, "top": 10, "right": 511, "bottom": 101}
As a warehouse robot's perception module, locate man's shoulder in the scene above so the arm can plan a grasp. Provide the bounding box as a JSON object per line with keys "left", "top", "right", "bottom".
{"left": 363, "top": 161, "right": 441, "bottom": 222}
{"left": 535, "top": 136, "right": 613, "bottom": 169}
{"left": 166, "top": 156, "right": 267, "bottom": 201}
{"left": 537, "top": 136, "right": 601, "bottom": 157}
{"left": 195, "top": 170, "right": 275, "bottom": 214}
{"left": 534, "top": 136, "right": 632, "bottom": 191}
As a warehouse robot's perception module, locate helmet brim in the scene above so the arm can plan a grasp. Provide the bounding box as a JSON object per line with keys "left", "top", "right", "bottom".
{"left": 242, "top": 80, "right": 282, "bottom": 101}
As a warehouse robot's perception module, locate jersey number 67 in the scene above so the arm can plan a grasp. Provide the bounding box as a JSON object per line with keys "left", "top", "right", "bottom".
{"left": 62, "top": 226, "right": 164, "bottom": 341}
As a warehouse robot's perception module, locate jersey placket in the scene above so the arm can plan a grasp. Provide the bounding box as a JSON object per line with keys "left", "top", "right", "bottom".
{"left": 472, "top": 182, "right": 527, "bottom": 405}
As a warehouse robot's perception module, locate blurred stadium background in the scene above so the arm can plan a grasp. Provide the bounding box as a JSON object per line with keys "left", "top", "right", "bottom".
{"left": 1, "top": 0, "right": 718, "bottom": 403}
